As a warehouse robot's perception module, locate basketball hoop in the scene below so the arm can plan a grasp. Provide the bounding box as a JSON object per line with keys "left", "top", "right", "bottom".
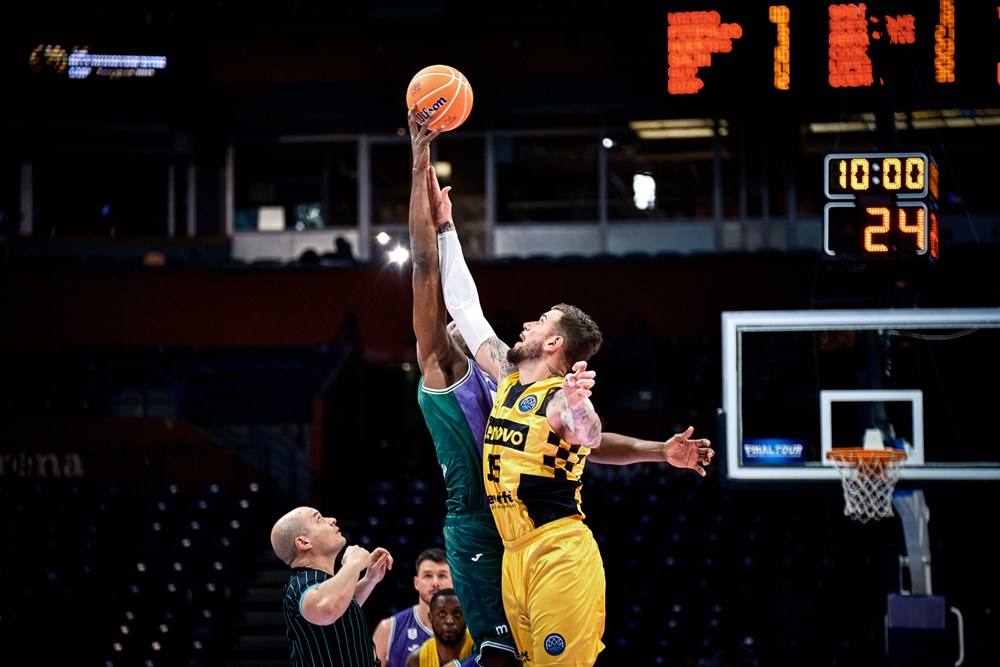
{"left": 827, "top": 448, "right": 907, "bottom": 523}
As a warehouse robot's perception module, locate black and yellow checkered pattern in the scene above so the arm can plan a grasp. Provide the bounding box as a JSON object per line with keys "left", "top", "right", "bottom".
{"left": 483, "top": 372, "right": 591, "bottom": 544}
{"left": 541, "top": 431, "right": 588, "bottom": 479}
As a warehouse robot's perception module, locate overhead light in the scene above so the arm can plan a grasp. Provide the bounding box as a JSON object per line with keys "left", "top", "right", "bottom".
{"left": 375, "top": 232, "right": 391, "bottom": 246}
{"left": 806, "top": 110, "right": 1000, "bottom": 133}
{"left": 629, "top": 118, "right": 725, "bottom": 140}
{"left": 808, "top": 121, "right": 874, "bottom": 133}
{"left": 602, "top": 137, "right": 614, "bottom": 149}
{"left": 387, "top": 246, "right": 410, "bottom": 265}
{"left": 910, "top": 108, "right": 1000, "bottom": 129}
{"left": 636, "top": 128, "right": 714, "bottom": 139}
{"left": 808, "top": 112, "right": 906, "bottom": 133}
{"left": 629, "top": 118, "right": 718, "bottom": 130}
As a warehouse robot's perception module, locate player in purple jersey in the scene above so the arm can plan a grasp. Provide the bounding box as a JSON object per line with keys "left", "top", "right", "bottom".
{"left": 373, "top": 548, "right": 453, "bottom": 667}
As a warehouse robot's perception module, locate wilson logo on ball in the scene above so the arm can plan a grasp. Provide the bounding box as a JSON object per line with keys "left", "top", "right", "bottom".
{"left": 414, "top": 96, "right": 448, "bottom": 123}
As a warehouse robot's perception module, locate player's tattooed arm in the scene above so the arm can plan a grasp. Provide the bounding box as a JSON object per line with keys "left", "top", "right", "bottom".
{"left": 483, "top": 335, "right": 517, "bottom": 380}
{"left": 547, "top": 390, "right": 601, "bottom": 448}
{"left": 546, "top": 362, "right": 601, "bottom": 448}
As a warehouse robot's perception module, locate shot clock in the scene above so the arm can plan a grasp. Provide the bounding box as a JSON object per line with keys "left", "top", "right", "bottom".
{"left": 823, "top": 152, "right": 939, "bottom": 260}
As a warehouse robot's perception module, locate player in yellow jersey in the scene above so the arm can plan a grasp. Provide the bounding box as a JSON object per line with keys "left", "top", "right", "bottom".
{"left": 428, "top": 169, "right": 712, "bottom": 665}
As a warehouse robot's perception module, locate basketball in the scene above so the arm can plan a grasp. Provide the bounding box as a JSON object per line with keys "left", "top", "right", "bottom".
{"left": 405, "top": 65, "right": 474, "bottom": 132}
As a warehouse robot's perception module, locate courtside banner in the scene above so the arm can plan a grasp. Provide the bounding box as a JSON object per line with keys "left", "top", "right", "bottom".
{"left": 742, "top": 438, "right": 807, "bottom": 465}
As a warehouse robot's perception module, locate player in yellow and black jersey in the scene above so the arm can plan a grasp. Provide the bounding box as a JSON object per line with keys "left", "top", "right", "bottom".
{"left": 462, "top": 294, "right": 607, "bottom": 665}
{"left": 483, "top": 369, "right": 588, "bottom": 527}
{"left": 477, "top": 307, "right": 607, "bottom": 666}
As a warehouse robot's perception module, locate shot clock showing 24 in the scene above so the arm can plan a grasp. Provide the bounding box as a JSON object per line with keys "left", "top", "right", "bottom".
{"left": 823, "top": 153, "right": 940, "bottom": 260}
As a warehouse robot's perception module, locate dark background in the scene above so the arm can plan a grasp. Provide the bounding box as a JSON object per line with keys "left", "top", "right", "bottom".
{"left": 2, "top": 2, "right": 999, "bottom": 665}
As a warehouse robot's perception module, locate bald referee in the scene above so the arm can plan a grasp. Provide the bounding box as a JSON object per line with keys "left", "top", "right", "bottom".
{"left": 271, "top": 506, "right": 394, "bottom": 667}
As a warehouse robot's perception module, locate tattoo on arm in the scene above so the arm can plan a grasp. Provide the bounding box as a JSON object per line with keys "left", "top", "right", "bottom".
{"left": 570, "top": 403, "right": 592, "bottom": 435}
{"left": 486, "top": 336, "right": 516, "bottom": 377}
{"left": 436, "top": 221, "right": 455, "bottom": 234}
{"left": 560, "top": 395, "right": 601, "bottom": 448}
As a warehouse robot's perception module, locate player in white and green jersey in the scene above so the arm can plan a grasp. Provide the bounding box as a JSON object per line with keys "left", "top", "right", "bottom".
{"left": 407, "top": 112, "right": 519, "bottom": 666}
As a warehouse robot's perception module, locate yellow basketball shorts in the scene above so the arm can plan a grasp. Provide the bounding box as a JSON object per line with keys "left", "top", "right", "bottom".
{"left": 501, "top": 516, "right": 606, "bottom": 666}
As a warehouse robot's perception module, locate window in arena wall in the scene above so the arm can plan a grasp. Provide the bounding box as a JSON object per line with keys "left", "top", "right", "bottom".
{"left": 495, "top": 134, "right": 598, "bottom": 223}
{"left": 32, "top": 151, "right": 168, "bottom": 237}
{"left": 605, "top": 133, "right": 714, "bottom": 221}
{"left": 371, "top": 141, "right": 411, "bottom": 226}
{"left": 235, "top": 141, "right": 357, "bottom": 231}
{"left": 435, "top": 136, "right": 488, "bottom": 258}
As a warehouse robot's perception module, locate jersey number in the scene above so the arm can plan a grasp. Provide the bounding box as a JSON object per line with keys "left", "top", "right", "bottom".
{"left": 486, "top": 454, "right": 502, "bottom": 482}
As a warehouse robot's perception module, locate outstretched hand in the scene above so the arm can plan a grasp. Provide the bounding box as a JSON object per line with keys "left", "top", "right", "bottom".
{"left": 426, "top": 165, "right": 453, "bottom": 230}
{"left": 664, "top": 426, "right": 714, "bottom": 477}
{"left": 409, "top": 109, "right": 442, "bottom": 170}
{"left": 341, "top": 544, "right": 371, "bottom": 569}
{"left": 363, "top": 547, "right": 393, "bottom": 585}
{"left": 562, "top": 361, "right": 596, "bottom": 410}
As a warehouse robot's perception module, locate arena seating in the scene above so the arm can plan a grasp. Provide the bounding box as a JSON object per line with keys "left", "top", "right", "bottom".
{"left": 0, "top": 478, "right": 270, "bottom": 666}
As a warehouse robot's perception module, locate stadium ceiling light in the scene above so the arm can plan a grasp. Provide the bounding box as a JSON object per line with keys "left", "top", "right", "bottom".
{"left": 910, "top": 108, "right": 1000, "bottom": 129}
{"left": 630, "top": 118, "right": 726, "bottom": 140}
{"left": 375, "top": 232, "right": 391, "bottom": 246}
{"left": 636, "top": 128, "right": 715, "bottom": 139}
{"left": 809, "top": 109, "right": 1000, "bottom": 134}
{"left": 808, "top": 112, "right": 906, "bottom": 133}
{"left": 629, "top": 118, "right": 717, "bottom": 130}
{"left": 808, "top": 121, "right": 875, "bottom": 133}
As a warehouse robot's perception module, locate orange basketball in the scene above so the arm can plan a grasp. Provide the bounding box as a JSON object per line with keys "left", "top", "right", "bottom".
{"left": 406, "top": 65, "right": 474, "bottom": 132}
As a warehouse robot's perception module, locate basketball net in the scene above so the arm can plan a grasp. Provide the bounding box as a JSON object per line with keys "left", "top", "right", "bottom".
{"left": 827, "top": 445, "right": 906, "bottom": 523}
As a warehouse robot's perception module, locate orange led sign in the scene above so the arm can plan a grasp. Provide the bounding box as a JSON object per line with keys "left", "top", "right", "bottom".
{"left": 769, "top": 5, "right": 791, "bottom": 90}
{"left": 657, "top": 4, "right": 991, "bottom": 103}
{"left": 826, "top": 202, "right": 931, "bottom": 257}
{"left": 828, "top": 3, "right": 872, "bottom": 88}
{"left": 667, "top": 10, "right": 743, "bottom": 94}
{"left": 935, "top": 0, "right": 956, "bottom": 83}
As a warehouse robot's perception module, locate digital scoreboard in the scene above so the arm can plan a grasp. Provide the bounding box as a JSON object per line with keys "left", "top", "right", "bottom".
{"left": 661, "top": 1, "right": 998, "bottom": 111}
{"left": 823, "top": 152, "right": 939, "bottom": 259}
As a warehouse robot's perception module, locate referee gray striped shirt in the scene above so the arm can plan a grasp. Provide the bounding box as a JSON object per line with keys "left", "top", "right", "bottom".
{"left": 283, "top": 567, "right": 376, "bottom": 667}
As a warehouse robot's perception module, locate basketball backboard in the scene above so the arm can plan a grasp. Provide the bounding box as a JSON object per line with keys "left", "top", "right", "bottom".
{"left": 721, "top": 308, "right": 1000, "bottom": 481}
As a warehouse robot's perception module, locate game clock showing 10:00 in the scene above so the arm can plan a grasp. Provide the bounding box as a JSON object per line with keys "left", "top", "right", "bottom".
{"left": 823, "top": 152, "right": 939, "bottom": 260}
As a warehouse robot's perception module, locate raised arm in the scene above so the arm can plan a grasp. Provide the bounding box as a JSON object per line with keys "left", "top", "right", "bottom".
{"left": 353, "top": 547, "right": 392, "bottom": 606}
{"left": 408, "top": 112, "right": 465, "bottom": 388}
{"left": 300, "top": 545, "right": 369, "bottom": 626}
{"left": 589, "top": 427, "right": 714, "bottom": 475}
{"left": 545, "top": 361, "right": 602, "bottom": 448}
{"left": 431, "top": 167, "right": 515, "bottom": 381}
